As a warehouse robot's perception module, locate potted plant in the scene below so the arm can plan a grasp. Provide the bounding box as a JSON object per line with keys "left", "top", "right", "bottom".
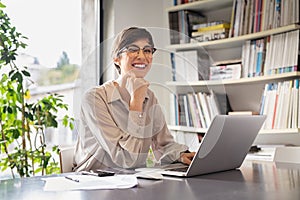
{"left": 0, "top": 2, "right": 74, "bottom": 178}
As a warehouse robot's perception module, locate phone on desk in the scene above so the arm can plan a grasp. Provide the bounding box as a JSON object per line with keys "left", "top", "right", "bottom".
{"left": 81, "top": 169, "right": 115, "bottom": 177}
{"left": 96, "top": 169, "right": 115, "bottom": 177}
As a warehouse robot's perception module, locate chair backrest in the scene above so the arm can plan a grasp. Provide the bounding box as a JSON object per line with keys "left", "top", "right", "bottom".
{"left": 59, "top": 146, "right": 75, "bottom": 173}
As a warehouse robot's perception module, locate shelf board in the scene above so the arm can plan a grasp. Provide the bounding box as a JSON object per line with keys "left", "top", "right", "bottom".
{"left": 166, "top": 71, "right": 300, "bottom": 87}
{"left": 166, "top": 24, "right": 300, "bottom": 51}
{"left": 166, "top": 0, "right": 233, "bottom": 12}
{"left": 169, "top": 125, "right": 300, "bottom": 135}
{"left": 260, "top": 128, "right": 300, "bottom": 135}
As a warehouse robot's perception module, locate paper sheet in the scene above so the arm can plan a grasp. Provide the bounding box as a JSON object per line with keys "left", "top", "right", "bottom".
{"left": 42, "top": 174, "right": 138, "bottom": 191}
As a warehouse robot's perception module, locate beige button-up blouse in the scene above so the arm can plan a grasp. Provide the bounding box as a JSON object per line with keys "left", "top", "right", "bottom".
{"left": 73, "top": 80, "right": 188, "bottom": 172}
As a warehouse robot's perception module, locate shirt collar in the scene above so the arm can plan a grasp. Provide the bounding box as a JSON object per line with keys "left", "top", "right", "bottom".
{"left": 105, "top": 80, "right": 149, "bottom": 103}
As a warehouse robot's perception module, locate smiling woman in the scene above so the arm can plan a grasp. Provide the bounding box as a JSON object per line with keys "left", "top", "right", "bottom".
{"left": 73, "top": 27, "right": 195, "bottom": 172}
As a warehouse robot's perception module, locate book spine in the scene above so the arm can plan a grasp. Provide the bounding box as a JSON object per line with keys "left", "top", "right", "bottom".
{"left": 170, "top": 53, "right": 176, "bottom": 81}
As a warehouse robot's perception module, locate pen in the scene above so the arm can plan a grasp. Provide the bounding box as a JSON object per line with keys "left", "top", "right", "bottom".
{"left": 65, "top": 176, "right": 80, "bottom": 182}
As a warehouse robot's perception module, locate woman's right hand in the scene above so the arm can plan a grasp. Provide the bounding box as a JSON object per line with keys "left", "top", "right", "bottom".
{"left": 120, "top": 72, "right": 149, "bottom": 112}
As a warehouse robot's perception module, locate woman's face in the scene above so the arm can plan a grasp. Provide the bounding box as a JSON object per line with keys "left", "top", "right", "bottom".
{"left": 114, "top": 39, "right": 155, "bottom": 78}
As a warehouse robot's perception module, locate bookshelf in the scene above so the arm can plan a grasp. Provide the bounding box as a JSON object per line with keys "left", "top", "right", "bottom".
{"left": 166, "top": 0, "right": 300, "bottom": 146}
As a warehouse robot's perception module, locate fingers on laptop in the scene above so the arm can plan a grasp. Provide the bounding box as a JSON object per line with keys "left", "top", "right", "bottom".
{"left": 180, "top": 152, "right": 196, "bottom": 165}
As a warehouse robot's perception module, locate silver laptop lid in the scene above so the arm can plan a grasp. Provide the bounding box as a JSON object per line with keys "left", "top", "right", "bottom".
{"left": 186, "top": 115, "right": 266, "bottom": 177}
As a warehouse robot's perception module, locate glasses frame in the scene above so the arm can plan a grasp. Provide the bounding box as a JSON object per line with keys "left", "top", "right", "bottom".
{"left": 117, "top": 44, "right": 157, "bottom": 58}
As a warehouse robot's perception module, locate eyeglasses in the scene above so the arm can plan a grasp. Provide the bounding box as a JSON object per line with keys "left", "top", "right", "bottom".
{"left": 118, "top": 45, "right": 156, "bottom": 58}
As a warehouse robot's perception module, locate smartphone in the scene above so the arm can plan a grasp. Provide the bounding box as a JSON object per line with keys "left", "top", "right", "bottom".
{"left": 95, "top": 169, "right": 115, "bottom": 177}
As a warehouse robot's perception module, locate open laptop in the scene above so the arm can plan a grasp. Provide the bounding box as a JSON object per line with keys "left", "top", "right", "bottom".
{"left": 159, "top": 115, "right": 266, "bottom": 177}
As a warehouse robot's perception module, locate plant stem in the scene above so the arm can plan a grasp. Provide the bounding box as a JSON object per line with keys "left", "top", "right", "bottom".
{"left": 0, "top": 116, "right": 15, "bottom": 178}
{"left": 26, "top": 121, "right": 34, "bottom": 176}
{"left": 20, "top": 85, "right": 28, "bottom": 177}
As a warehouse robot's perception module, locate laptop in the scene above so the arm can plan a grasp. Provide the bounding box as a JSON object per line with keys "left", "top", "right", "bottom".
{"left": 160, "top": 115, "right": 266, "bottom": 177}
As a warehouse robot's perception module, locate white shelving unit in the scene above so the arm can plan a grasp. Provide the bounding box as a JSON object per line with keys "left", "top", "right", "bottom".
{"left": 166, "top": 0, "right": 300, "bottom": 146}
{"left": 166, "top": 24, "right": 300, "bottom": 50}
{"left": 166, "top": 0, "right": 233, "bottom": 13}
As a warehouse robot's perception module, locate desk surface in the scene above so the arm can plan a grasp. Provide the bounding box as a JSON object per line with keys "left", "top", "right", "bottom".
{"left": 1, "top": 161, "right": 300, "bottom": 200}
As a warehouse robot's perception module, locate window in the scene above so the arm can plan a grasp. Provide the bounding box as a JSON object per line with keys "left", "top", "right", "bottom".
{"left": 2, "top": 0, "right": 82, "bottom": 146}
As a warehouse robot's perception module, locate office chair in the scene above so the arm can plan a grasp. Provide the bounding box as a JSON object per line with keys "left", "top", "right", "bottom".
{"left": 59, "top": 146, "right": 75, "bottom": 173}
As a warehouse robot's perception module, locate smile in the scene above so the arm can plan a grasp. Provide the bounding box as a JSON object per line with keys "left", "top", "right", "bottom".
{"left": 132, "top": 64, "right": 147, "bottom": 69}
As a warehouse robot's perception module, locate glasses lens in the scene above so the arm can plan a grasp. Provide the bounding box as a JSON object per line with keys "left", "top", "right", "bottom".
{"left": 127, "top": 46, "right": 140, "bottom": 53}
{"left": 123, "top": 45, "right": 156, "bottom": 58}
{"left": 143, "top": 47, "right": 154, "bottom": 54}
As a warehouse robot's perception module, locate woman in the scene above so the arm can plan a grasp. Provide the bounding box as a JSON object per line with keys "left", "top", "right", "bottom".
{"left": 73, "top": 27, "right": 195, "bottom": 172}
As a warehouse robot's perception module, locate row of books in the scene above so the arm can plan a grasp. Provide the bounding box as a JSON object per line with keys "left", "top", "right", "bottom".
{"left": 241, "top": 29, "right": 299, "bottom": 78}
{"left": 260, "top": 79, "right": 300, "bottom": 130}
{"left": 191, "top": 23, "right": 230, "bottom": 42}
{"left": 170, "top": 49, "right": 210, "bottom": 81}
{"left": 168, "top": 10, "right": 206, "bottom": 44}
{"left": 229, "top": 0, "right": 300, "bottom": 37}
{"left": 171, "top": 29, "right": 299, "bottom": 81}
{"left": 209, "top": 60, "right": 242, "bottom": 80}
{"left": 170, "top": 91, "right": 223, "bottom": 129}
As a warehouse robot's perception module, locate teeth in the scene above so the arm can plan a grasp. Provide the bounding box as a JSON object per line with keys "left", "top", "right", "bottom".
{"left": 133, "top": 64, "right": 146, "bottom": 69}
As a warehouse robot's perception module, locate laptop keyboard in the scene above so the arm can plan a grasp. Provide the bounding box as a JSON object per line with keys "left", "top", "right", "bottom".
{"left": 168, "top": 166, "right": 189, "bottom": 172}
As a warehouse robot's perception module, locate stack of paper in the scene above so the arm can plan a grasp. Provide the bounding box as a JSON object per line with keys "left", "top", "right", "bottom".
{"left": 42, "top": 175, "right": 138, "bottom": 191}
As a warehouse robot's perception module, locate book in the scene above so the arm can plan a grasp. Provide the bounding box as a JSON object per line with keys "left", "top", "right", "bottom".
{"left": 255, "top": 38, "right": 266, "bottom": 76}
{"left": 178, "top": 94, "right": 187, "bottom": 126}
{"left": 187, "top": 93, "right": 201, "bottom": 128}
{"left": 191, "top": 28, "right": 229, "bottom": 42}
{"left": 172, "top": 49, "right": 210, "bottom": 82}
{"left": 207, "top": 90, "right": 221, "bottom": 119}
{"left": 168, "top": 11, "right": 180, "bottom": 44}
{"left": 183, "top": 94, "right": 192, "bottom": 127}
{"left": 170, "top": 93, "right": 179, "bottom": 126}
{"left": 174, "top": 51, "right": 186, "bottom": 81}
{"left": 209, "top": 63, "right": 241, "bottom": 80}
{"left": 194, "top": 92, "right": 206, "bottom": 128}
{"left": 184, "top": 50, "right": 201, "bottom": 81}
{"left": 197, "top": 92, "right": 211, "bottom": 127}
{"left": 168, "top": 10, "right": 206, "bottom": 44}
{"left": 197, "top": 23, "right": 230, "bottom": 32}
{"left": 170, "top": 53, "right": 176, "bottom": 81}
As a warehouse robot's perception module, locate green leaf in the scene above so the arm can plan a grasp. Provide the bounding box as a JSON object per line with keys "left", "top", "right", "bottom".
{"left": 11, "top": 71, "right": 23, "bottom": 83}
{"left": 7, "top": 106, "right": 13, "bottom": 114}
{"left": 0, "top": 2, "right": 6, "bottom": 8}
{"left": 69, "top": 123, "right": 74, "bottom": 130}
{"left": 12, "top": 129, "right": 20, "bottom": 139}
{"left": 21, "top": 70, "right": 30, "bottom": 77}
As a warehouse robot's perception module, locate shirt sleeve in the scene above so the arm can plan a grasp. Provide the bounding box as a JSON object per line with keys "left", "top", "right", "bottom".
{"left": 146, "top": 96, "right": 189, "bottom": 163}
{"left": 151, "top": 118, "right": 189, "bottom": 164}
